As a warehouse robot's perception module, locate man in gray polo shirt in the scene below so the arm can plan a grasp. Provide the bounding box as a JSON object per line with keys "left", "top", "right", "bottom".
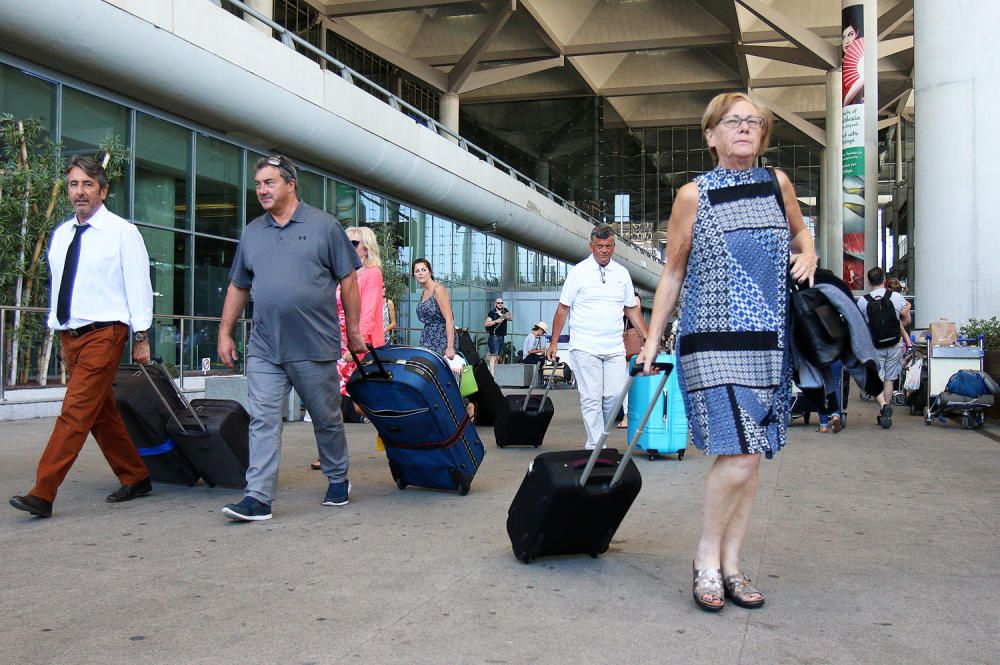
{"left": 217, "top": 155, "right": 366, "bottom": 521}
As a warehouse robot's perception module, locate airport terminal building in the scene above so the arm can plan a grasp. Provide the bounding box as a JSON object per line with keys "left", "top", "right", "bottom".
{"left": 0, "top": 0, "right": 996, "bottom": 389}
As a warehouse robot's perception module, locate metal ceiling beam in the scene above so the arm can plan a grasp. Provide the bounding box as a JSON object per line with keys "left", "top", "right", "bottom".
{"left": 734, "top": 0, "right": 838, "bottom": 69}
{"left": 879, "top": 80, "right": 912, "bottom": 114}
{"left": 563, "top": 35, "right": 733, "bottom": 56}
{"left": 517, "top": 0, "right": 565, "bottom": 55}
{"left": 448, "top": 0, "right": 517, "bottom": 93}
{"left": 691, "top": 0, "right": 749, "bottom": 86}
{"left": 321, "top": 0, "right": 488, "bottom": 17}
{"left": 879, "top": 36, "right": 913, "bottom": 59}
{"left": 739, "top": 45, "right": 831, "bottom": 70}
{"left": 877, "top": 0, "right": 914, "bottom": 40}
{"left": 325, "top": 17, "right": 448, "bottom": 91}
{"left": 601, "top": 80, "right": 745, "bottom": 97}
{"left": 751, "top": 92, "right": 826, "bottom": 147}
{"left": 457, "top": 56, "right": 564, "bottom": 94}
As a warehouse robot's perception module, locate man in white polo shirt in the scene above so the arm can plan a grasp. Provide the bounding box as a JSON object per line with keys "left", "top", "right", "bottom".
{"left": 546, "top": 224, "right": 648, "bottom": 449}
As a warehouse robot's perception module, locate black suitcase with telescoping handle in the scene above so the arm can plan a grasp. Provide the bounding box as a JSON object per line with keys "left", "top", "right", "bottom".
{"left": 166, "top": 398, "right": 250, "bottom": 488}
{"left": 506, "top": 360, "right": 673, "bottom": 563}
{"left": 113, "top": 363, "right": 200, "bottom": 486}
{"left": 494, "top": 363, "right": 555, "bottom": 448}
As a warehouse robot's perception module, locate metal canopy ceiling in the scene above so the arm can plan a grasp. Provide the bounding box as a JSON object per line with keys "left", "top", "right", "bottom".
{"left": 315, "top": 0, "right": 914, "bottom": 141}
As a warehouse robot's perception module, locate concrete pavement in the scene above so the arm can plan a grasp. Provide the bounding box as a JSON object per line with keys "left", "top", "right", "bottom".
{"left": 2, "top": 390, "right": 998, "bottom": 664}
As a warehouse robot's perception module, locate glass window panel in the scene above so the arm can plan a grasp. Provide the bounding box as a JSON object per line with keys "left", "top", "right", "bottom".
{"left": 0, "top": 64, "right": 56, "bottom": 135}
{"left": 430, "top": 217, "right": 457, "bottom": 282}
{"left": 297, "top": 169, "right": 323, "bottom": 208}
{"left": 195, "top": 134, "right": 240, "bottom": 237}
{"left": 329, "top": 180, "right": 357, "bottom": 226}
{"left": 139, "top": 226, "right": 190, "bottom": 366}
{"left": 360, "top": 190, "right": 386, "bottom": 224}
{"left": 135, "top": 113, "right": 189, "bottom": 229}
{"left": 470, "top": 231, "right": 487, "bottom": 286}
{"left": 193, "top": 235, "right": 238, "bottom": 317}
{"left": 245, "top": 151, "right": 266, "bottom": 225}
{"left": 61, "top": 88, "right": 129, "bottom": 217}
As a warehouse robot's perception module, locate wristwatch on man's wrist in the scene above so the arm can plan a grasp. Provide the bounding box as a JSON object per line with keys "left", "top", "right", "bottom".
{"left": 133, "top": 330, "right": 149, "bottom": 343}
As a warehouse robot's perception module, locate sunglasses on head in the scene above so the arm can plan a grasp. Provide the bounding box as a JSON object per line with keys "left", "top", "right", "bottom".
{"left": 351, "top": 239, "right": 361, "bottom": 247}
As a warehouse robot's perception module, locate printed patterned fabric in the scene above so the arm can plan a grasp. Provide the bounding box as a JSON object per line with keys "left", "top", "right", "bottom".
{"left": 676, "top": 166, "right": 791, "bottom": 456}
{"left": 417, "top": 293, "right": 447, "bottom": 356}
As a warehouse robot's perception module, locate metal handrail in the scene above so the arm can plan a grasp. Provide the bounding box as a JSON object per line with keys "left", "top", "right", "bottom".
{"left": 223, "top": 0, "right": 659, "bottom": 262}
{"left": 0, "top": 306, "right": 250, "bottom": 400}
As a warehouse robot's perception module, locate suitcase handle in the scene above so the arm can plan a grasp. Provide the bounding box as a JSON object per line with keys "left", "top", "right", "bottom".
{"left": 136, "top": 362, "right": 206, "bottom": 434}
{"left": 523, "top": 362, "right": 555, "bottom": 412}
{"left": 350, "top": 343, "right": 391, "bottom": 380}
{"left": 579, "top": 361, "right": 673, "bottom": 488}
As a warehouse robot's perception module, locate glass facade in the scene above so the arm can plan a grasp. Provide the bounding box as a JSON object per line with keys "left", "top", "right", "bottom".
{"left": 0, "top": 58, "right": 582, "bottom": 382}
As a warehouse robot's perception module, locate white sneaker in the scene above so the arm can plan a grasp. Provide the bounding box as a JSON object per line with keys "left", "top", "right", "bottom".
{"left": 303, "top": 410, "right": 312, "bottom": 422}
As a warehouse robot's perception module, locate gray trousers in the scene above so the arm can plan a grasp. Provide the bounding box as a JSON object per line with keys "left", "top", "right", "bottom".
{"left": 245, "top": 355, "right": 348, "bottom": 504}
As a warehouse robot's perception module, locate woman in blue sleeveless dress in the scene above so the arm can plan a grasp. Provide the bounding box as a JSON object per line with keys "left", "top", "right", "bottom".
{"left": 638, "top": 93, "right": 818, "bottom": 613}
{"left": 412, "top": 258, "right": 455, "bottom": 359}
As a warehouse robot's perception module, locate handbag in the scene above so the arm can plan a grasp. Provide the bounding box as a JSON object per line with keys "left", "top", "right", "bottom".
{"left": 451, "top": 354, "right": 479, "bottom": 397}
{"left": 790, "top": 282, "right": 849, "bottom": 367}
{"left": 623, "top": 328, "right": 642, "bottom": 359}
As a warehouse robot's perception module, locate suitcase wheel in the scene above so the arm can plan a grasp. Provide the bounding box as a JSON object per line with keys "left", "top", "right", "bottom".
{"left": 519, "top": 552, "right": 531, "bottom": 564}
{"left": 533, "top": 442, "right": 541, "bottom": 448}
{"left": 677, "top": 449, "right": 685, "bottom": 461}
{"left": 647, "top": 449, "right": 658, "bottom": 461}
{"left": 395, "top": 477, "right": 408, "bottom": 490}
{"left": 458, "top": 482, "right": 470, "bottom": 496}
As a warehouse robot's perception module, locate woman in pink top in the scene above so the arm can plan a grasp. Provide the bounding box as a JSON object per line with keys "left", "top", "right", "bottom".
{"left": 312, "top": 226, "right": 385, "bottom": 469}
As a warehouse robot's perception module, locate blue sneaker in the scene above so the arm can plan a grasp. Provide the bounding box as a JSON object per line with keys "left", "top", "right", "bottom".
{"left": 222, "top": 496, "right": 272, "bottom": 521}
{"left": 323, "top": 480, "right": 351, "bottom": 506}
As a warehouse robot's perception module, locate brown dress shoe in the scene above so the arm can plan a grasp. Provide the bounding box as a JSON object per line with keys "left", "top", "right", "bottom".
{"left": 10, "top": 494, "right": 53, "bottom": 518}
{"left": 106, "top": 477, "right": 153, "bottom": 503}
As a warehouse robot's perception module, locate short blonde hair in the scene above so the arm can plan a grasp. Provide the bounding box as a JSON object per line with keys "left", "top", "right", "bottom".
{"left": 347, "top": 226, "right": 382, "bottom": 269}
{"left": 701, "top": 92, "right": 773, "bottom": 163}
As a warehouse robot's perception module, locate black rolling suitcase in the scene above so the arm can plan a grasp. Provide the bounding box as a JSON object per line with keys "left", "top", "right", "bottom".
{"left": 113, "top": 364, "right": 199, "bottom": 486}
{"left": 456, "top": 328, "right": 481, "bottom": 365}
{"left": 494, "top": 364, "right": 555, "bottom": 448}
{"left": 506, "top": 361, "right": 673, "bottom": 563}
{"left": 166, "top": 399, "right": 250, "bottom": 488}
{"left": 468, "top": 360, "right": 507, "bottom": 427}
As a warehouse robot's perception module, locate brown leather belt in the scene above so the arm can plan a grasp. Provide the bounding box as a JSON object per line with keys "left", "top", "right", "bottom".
{"left": 65, "top": 321, "right": 122, "bottom": 337}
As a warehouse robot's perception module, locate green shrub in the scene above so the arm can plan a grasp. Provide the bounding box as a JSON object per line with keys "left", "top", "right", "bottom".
{"left": 960, "top": 316, "right": 1000, "bottom": 350}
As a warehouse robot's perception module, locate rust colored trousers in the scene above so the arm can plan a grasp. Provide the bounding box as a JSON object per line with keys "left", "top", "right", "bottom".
{"left": 30, "top": 323, "right": 148, "bottom": 502}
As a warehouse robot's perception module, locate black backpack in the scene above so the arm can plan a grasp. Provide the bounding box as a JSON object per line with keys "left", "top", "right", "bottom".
{"left": 864, "top": 293, "right": 901, "bottom": 348}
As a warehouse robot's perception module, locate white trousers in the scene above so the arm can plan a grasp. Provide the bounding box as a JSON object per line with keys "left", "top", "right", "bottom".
{"left": 570, "top": 349, "right": 627, "bottom": 448}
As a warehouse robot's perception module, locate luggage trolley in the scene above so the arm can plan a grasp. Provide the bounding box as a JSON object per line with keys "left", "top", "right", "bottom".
{"left": 924, "top": 335, "right": 992, "bottom": 429}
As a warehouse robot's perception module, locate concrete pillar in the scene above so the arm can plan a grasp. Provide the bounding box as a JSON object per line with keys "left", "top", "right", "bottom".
{"left": 821, "top": 69, "right": 843, "bottom": 271}
{"left": 914, "top": 1, "right": 1000, "bottom": 326}
{"left": 439, "top": 93, "right": 460, "bottom": 143}
{"left": 244, "top": 0, "right": 273, "bottom": 36}
{"left": 535, "top": 160, "right": 550, "bottom": 190}
{"left": 861, "top": 1, "right": 878, "bottom": 284}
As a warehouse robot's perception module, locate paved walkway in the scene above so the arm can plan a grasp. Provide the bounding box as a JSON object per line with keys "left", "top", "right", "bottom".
{"left": 2, "top": 389, "right": 998, "bottom": 664}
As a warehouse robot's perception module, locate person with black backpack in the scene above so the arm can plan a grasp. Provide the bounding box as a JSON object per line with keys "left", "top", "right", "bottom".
{"left": 856, "top": 267, "right": 911, "bottom": 428}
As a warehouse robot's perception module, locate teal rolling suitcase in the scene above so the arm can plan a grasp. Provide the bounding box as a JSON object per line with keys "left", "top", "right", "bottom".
{"left": 627, "top": 353, "right": 688, "bottom": 460}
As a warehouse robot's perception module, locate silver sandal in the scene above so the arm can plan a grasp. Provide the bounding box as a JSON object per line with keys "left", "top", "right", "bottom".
{"left": 723, "top": 573, "right": 765, "bottom": 609}
{"left": 692, "top": 562, "right": 725, "bottom": 612}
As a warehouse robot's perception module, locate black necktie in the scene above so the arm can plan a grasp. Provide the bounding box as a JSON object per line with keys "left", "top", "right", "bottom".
{"left": 56, "top": 224, "right": 89, "bottom": 325}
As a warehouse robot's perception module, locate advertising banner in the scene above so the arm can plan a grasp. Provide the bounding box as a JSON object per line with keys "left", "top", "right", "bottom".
{"left": 841, "top": 2, "right": 865, "bottom": 290}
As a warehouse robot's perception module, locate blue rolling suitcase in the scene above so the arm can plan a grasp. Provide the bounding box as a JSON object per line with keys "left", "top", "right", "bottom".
{"left": 347, "top": 345, "right": 485, "bottom": 495}
{"left": 627, "top": 353, "right": 688, "bottom": 460}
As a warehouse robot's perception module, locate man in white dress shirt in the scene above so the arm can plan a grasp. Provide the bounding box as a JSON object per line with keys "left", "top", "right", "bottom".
{"left": 546, "top": 224, "right": 648, "bottom": 449}
{"left": 9, "top": 156, "right": 154, "bottom": 519}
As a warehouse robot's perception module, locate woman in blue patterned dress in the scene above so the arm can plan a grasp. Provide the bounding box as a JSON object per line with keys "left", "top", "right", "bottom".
{"left": 638, "top": 93, "right": 817, "bottom": 612}
{"left": 412, "top": 258, "right": 455, "bottom": 359}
